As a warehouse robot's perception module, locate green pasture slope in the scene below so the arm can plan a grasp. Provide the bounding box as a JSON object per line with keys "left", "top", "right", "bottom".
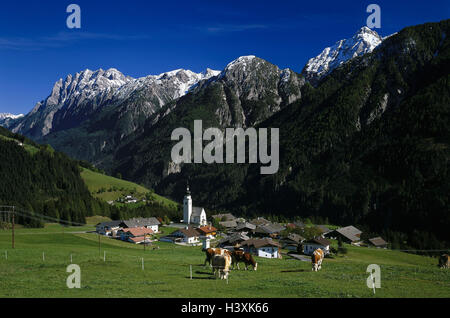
{"left": 0, "top": 224, "right": 449, "bottom": 298}
{"left": 80, "top": 168, "right": 178, "bottom": 210}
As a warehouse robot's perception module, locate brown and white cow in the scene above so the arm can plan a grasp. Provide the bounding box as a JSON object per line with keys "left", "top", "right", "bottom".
{"left": 439, "top": 254, "right": 449, "bottom": 268}
{"left": 211, "top": 253, "right": 232, "bottom": 279}
{"left": 203, "top": 248, "right": 232, "bottom": 267}
{"left": 311, "top": 248, "right": 324, "bottom": 271}
{"left": 231, "top": 250, "right": 258, "bottom": 271}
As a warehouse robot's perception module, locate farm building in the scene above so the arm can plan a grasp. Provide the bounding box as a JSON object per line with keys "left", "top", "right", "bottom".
{"left": 302, "top": 237, "right": 331, "bottom": 255}
{"left": 325, "top": 225, "right": 362, "bottom": 244}
{"left": 196, "top": 225, "right": 217, "bottom": 237}
{"left": 253, "top": 222, "right": 286, "bottom": 238}
{"left": 95, "top": 220, "right": 122, "bottom": 235}
{"left": 161, "top": 227, "right": 201, "bottom": 244}
{"left": 368, "top": 237, "right": 388, "bottom": 248}
{"left": 249, "top": 217, "right": 271, "bottom": 227}
{"left": 217, "top": 232, "right": 250, "bottom": 248}
{"left": 124, "top": 195, "right": 138, "bottom": 203}
{"left": 240, "top": 238, "right": 282, "bottom": 259}
{"left": 280, "top": 233, "right": 305, "bottom": 251}
{"left": 118, "top": 227, "right": 154, "bottom": 244}
{"left": 233, "top": 222, "right": 256, "bottom": 234}
{"left": 219, "top": 220, "right": 238, "bottom": 229}
{"left": 120, "top": 217, "right": 161, "bottom": 233}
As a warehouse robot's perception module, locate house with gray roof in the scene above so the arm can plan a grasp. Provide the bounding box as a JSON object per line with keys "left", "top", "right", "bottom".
{"left": 234, "top": 222, "right": 256, "bottom": 233}
{"left": 217, "top": 232, "right": 250, "bottom": 248}
{"left": 120, "top": 217, "right": 161, "bottom": 233}
{"left": 96, "top": 220, "right": 122, "bottom": 235}
{"left": 253, "top": 222, "right": 286, "bottom": 238}
{"left": 303, "top": 236, "right": 331, "bottom": 255}
{"left": 280, "top": 233, "right": 305, "bottom": 251}
{"left": 368, "top": 237, "right": 388, "bottom": 248}
{"left": 241, "top": 238, "right": 282, "bottom": 258}
{"left": 160, "top": 226, "right": 201, "bottom": 244}
{"left": 219, "top": 220, "right": 238, "bottom": 229}
{"left": 325, "top": 225, "right": 362, "bottom": 243}
{"left": 249, "top": 217, "right": 271, "bottom": 226}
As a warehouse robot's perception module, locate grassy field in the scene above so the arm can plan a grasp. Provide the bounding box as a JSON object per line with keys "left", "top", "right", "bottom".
{"left": 80, "top": 168, "right": 178, "bottom": 210}
{"left": 0, "top": 224, "right": 449, "bottom": 298}
{"left": 0, "top": 135, "right": 39, "bottom": 155}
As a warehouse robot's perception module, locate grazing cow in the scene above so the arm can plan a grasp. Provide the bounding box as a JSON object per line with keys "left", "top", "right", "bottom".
{"left": 311, "top": 248, "right": 324, "bottom": 271}
{"left": 211, "top": 253, "right": 231, "bottom": 279}
{"left": 439, "top": 254, "right": 449, "bottom": 268}
{"left": 203, "top": 248, "right": 232, "bottom": 267}
{"left": 231, "top": 250, "right": 258, "bottom": 271}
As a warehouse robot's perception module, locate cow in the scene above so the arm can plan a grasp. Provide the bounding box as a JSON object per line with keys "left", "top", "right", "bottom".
{"left": 211, "top": 253, "right": 231, "bottom": 279}
{"left": 231, "top": 250, "right": 258, "bottom": 271}
{"left": 311, "top": 248, "right": 324, "bottom": 271}
{"left": 439, "top": 254, "right": 449, "bottom": 268}
{"left": 203, "top": 248, "right": 232, "bottom": 267}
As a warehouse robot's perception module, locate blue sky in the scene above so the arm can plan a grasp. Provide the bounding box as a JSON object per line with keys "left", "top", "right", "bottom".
{"left": 0, "top": 0, "right": 448, "bottom": 114}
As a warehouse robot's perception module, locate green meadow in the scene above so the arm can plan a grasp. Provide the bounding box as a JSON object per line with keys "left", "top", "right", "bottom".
{"left": 0, "top": 223, "right": 449, "bottom": 298}
{"left": 80, "top": 168, "right": 178, "bottom": 210}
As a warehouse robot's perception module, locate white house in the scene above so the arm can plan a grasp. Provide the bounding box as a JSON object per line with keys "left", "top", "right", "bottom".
{"left": 182, "top": 185, "right": 207, "bottom": 226}
{"left": 240, "top": 238, "right": 282, "bottom": 259}
{"left": 96, "top": 221, "right": 122, "bottom": 235}
{"left": 163, "top": 227, "right": 201, "bottom": 244}
{"left": 302, "top": 237, "right": 331, "bottom": 255}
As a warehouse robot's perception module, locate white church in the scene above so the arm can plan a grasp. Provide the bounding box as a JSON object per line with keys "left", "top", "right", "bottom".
{"left": 183, "top": 185, "right": 207, "bottom": 226}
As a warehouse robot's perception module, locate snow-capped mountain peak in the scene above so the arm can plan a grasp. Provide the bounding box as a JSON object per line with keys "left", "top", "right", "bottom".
{"left": 302, "top": 27, "right": 383, "bottom": 83}
{"left": 220, "top": 55, "right": 257, "bottom": 74}
{"left": 9, "top": 66, "right": 221, "bottom": 137}
{"left": 0, "top": 113, "right": 24, "bottom": 129}
{"left": 0, "top": 113, "right": 24, "bottom": 120}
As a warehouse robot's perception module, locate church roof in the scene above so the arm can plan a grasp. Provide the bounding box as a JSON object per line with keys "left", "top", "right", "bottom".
{"left": 191, "top": 207, "right": 205, "bottom": 217}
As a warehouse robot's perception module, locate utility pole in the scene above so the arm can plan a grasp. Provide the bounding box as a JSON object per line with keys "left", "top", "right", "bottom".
{"left": 98, "top": 233, "right": 101, "bottom": 256}
{"left": 12, "top": 206, "right": 15, "bottom": 249}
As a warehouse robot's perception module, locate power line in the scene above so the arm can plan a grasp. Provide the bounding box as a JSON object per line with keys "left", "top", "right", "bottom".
{"left": 12, "top": 207, "right": 86, "bottom": 226}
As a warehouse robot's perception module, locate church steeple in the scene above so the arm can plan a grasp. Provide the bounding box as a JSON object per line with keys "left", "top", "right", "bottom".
{"left": 183, "top": 181, "right": 192, "bottom": 224}
{"left": 186, "top": 181, "right": 191, "bottom": 195}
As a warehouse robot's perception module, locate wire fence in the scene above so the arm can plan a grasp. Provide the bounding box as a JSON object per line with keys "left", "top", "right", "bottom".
{"left": 1, "top": 205, "right": 449, "bottom": 256}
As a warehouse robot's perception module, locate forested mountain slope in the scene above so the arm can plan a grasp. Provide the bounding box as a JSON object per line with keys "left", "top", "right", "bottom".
{"left": 149, "top": 20, "right": 449, "bottom": 249}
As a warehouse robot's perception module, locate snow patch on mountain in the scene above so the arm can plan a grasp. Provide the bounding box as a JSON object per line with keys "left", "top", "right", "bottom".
{"left": 7, "top": 66, "right": 220, "bottom": 137}
{"left": 0, "top": 113, "right": 24, "bottom": 120}
{"left": 302, "top": 27, "right": 383, "bottom": 83}
{"left": 219, "top": 55, "right": 256, "bottom": 77}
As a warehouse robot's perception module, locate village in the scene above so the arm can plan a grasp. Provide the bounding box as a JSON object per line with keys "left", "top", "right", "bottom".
{"left": 95, "top": 185, "right": 390, "bottom": 267}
